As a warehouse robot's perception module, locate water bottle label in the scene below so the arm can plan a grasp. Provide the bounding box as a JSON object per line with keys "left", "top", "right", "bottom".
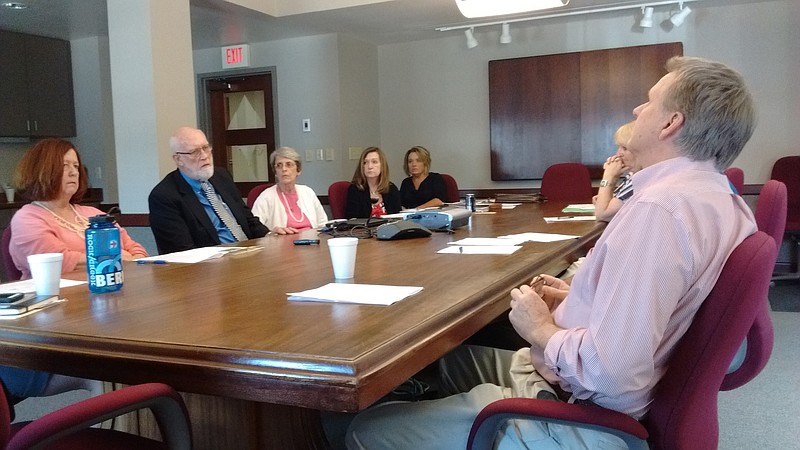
{"left": 86, "top": 230, "right": 124, "bottom": 292}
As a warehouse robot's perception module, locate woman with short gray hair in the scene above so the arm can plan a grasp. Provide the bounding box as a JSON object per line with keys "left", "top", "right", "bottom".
{"left": 251, "top": 146, "right": 328, "bottom": 234}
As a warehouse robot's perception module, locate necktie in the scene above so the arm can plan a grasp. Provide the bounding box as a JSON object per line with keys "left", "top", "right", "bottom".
{"left": 201, "top": 181, "right": 248, "bottom": 242}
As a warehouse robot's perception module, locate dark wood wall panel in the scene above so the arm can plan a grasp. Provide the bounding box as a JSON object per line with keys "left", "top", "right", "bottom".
{"left": 490, "top": 42, "right": 683, "bottom": 181}
{"left": 490, "top": 53, "right": 581, "bottom": 181}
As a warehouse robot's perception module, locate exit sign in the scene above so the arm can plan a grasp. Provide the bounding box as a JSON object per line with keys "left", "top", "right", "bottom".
{"left": 221, "top": 44, "right": 250, "bottom": 69}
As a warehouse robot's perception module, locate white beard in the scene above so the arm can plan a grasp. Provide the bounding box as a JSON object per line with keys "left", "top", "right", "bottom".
{"left": 197, "top": 166, "right": 214, "bottom": 182}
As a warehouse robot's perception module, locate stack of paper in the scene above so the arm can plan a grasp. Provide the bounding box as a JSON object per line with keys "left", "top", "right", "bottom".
{"left": 288, "top": 283, "right": 423, "bottom": 306}
{"left": 498, "top": 232, "right": 579, "bottom": 242}
{"left": 439, "top": 237, "right": 523, "bottom": 255}
{"left": 561, "top": 204, "right": 595, "bottom": 213}
{"left": 135, "top": 246, "right": 262, "bottom": 264}
{"left": 544, "top": 216, "right": 596, "bottom": 223}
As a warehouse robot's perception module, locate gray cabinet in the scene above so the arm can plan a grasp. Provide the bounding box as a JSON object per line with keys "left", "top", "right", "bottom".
{"left": 0, "top": 30, "right": 76, "bottom": 137}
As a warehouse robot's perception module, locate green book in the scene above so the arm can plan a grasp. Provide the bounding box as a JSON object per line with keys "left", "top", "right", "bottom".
{"left": 561, "top": 204, "right": 595, "bottom": 213}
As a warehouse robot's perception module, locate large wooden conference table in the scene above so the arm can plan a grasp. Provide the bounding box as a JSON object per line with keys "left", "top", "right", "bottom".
{"left": 0, "top": 202, "right": 603, "bottom": 449}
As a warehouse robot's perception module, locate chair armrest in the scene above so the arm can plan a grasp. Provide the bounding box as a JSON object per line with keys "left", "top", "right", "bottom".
{"left": 467, "top": 398, "right": 649, "bottom": 450}
{"left": 8, "top": 383, "right": 191, "bottom": 450}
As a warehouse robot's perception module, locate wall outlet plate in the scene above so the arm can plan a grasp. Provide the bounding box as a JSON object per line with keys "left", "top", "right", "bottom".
{"left": 302, "top": 119, "right": 311, "bottom": 132}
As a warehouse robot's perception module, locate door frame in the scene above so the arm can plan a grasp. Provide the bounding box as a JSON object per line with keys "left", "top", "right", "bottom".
{"left": 196, "top": 67, "right": 281, "bottom": 197}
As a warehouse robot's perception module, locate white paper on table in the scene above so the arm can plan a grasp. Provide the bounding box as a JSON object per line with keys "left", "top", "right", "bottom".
{"left": 448, "top": 237, "right": 527, "bottom": 246}
{"left": 501, "top": 203, "right": 521, "bottom": 209}
{"left": 135, "top": 246, "right": 261, "bottom": 264}
{"left": 0, "top": 279, "right": 85, "bottom": 294}
{"left": 498, "top": 232, "right": 579, "bottom": 242}
{"left": 438, "top": 246, "right": 521, "bottom": 255}
{"left": 288, "top": 283, "right": 423, "bottom": 306}
{"left": 544, "top": 216, "right": 597, "bottom": 223}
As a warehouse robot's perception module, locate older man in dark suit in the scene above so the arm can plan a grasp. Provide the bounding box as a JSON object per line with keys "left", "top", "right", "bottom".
{"left": 148, "top": 127, "right": 268, "bottom": 254}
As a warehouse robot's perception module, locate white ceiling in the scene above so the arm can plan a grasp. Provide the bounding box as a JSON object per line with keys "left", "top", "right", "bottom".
{"left": 0, "top": 0, "right": 775, "bottom": 48}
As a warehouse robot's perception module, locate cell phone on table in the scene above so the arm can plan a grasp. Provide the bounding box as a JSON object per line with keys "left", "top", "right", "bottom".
{"left": 293, "top": 239, "right": 320, "bottom": 245}
{"left": 0, "top": 292, "right": 25, "bottom": 303}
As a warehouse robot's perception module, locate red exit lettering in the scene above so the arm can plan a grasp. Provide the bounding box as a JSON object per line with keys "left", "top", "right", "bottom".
{"left": 226, "top": 47, "right": 242, "bottom": 65}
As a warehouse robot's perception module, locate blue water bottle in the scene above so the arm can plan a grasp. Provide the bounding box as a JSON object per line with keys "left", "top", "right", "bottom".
{"left": 85, "top": 213, "right": 124, "bottom": 293}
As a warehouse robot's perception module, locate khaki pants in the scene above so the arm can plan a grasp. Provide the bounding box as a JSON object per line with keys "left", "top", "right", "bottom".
{"left": 346, "top": 345, "right": 627, "bottom": 450}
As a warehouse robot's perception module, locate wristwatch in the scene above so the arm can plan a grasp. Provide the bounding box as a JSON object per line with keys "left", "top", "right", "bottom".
{"left": 599, "top": 179, "right": 612, "bottom": 188}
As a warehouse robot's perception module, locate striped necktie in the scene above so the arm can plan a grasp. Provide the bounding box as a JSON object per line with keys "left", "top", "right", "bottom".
{"left": 201, "top": 181, "right": 248, "bottom": 242}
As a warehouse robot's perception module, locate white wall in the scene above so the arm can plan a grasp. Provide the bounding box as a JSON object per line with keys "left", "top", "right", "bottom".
{"left": 71, "top": 36, "right": 116, "bottom": 201}
{"left": 194, "top": 33, "right": 381, "bottom": 195}
{"left": 687, "top": 1, "right": 800, "bottom": 182}
{"left": 3, "top": 0, "right": 795, "bottom": 200}
{"left": 378, "top": 0, "right": 799, "bottom": 190}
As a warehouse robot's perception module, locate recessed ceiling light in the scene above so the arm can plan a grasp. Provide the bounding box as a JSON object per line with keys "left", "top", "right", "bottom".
{"left": 2, "top": 2, "right": 29, "bottom": 9}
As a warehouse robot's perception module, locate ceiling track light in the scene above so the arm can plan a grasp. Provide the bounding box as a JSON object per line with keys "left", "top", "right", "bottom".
{"left": 639, "top": 6, "right": 654, "bottom": 28}
{"left": 437, "top": 0, "right": 701, "bottom": 33}
{"left": 500, "top": 23, "right": 511, "bottom": 44}
{"left": 464, "top": 27, "right": 478, "bottom": 48}
{"left": 670, "top": 2, "right": 692, "bottom": 27}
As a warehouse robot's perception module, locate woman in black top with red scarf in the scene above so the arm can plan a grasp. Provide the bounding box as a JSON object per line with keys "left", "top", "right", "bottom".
{"left": 345, "top": 147, "right": 401, "bottom": 218}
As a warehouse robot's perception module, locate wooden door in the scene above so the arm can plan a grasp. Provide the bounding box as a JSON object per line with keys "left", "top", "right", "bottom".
{"left": 207, "top": 73, "right": 276, "bottom": 197}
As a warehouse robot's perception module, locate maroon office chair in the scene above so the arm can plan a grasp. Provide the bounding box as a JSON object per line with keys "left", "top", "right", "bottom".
{"left": 722, "top": 180, "right": 784, "bottom": 390}
{"left": 1, "top": 227, "right": 22, "bottom": 282}
{"left": 754, "top": 180, "right": 787, "bottom": 249}
{"left": 468, "top": 231, "right": 776, "bottom": 450}
{"left": 246, "top": 183, "right": 274, "bottom": 209}
{"left": 440, "top": 174, "right": 460, "bottom": 203}
{"left": 328, "top": 181, "right": 351, "bottom": 219}
{"left": 540, "top": 163, "right": 593, "bottom": 203}
{"left": 770, "top": 156, "right": 800, "bottom": 281}
{"left": 2, "top": 382, "right": 191, "bottom": 450}
{"left": 723, "top": 167, "right": 745, "bottom": 195}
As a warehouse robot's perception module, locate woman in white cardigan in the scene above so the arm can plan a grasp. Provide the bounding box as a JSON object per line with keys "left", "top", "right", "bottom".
{"left": 251, "top": 147, "right": 328, "bottom": 234}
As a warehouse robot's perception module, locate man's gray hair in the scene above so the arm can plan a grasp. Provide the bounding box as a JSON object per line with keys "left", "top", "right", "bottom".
{"left": 665, "top": 56, "right": 756, "bottom": 171}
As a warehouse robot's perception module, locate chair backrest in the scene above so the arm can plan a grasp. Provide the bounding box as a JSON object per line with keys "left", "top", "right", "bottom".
{"left": 328, "top": 181, "right": 351, "bottom": 219}
{"left": 723, "top": 167, "right": 745, "bottom": 195}
{"left": 718, "top": 180, "right": 786, "bottom": 391}
{"left": 1, "top": 227, "right": 22, "bottom": 282}
{"left": 246, "top": 183, "right": 274, "bottom": 209}
{"left": 540, "top": 163, "right": 593, "bottom": 203}
{"left": 771, "top": 156, "right": 800, "bottom": 231}
{"left": 644, "top": 231, "right": 776, "bottom": 450}
{"left": 754, "top": 180, "right": 787, "bottom": 248}
{"left": 440, "top": 173, "right": 460, "bottom": 203}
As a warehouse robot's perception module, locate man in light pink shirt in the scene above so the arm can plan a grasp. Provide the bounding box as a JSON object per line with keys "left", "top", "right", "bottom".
{"left": 346, "top": 56, "right": 758, "bottom": 449}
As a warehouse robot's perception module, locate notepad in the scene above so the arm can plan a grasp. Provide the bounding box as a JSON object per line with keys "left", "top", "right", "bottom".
{"left": 288, "top": 283, "right": 423, "bottom": 306}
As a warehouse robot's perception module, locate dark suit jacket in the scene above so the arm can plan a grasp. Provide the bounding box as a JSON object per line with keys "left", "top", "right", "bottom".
{"left": 148, "top": 168, "right": 268, "bottom": 254}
